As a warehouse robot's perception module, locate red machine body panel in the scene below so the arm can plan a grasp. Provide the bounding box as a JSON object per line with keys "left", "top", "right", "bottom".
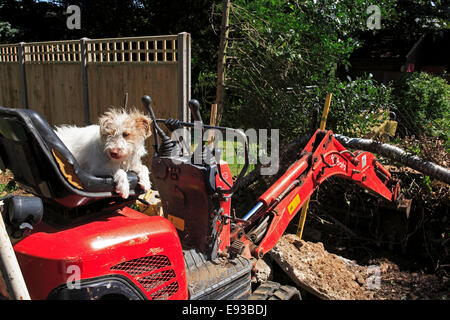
{"left": 13, "top": 207, "right": 188, "bottom": 300}
{"left": 215, "top": 161, "right": 233, "bottom": 253}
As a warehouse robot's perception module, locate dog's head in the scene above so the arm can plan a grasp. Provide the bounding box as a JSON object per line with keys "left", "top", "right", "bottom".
{"left": 99, "top": 108, "right": 152, "bottom": 162}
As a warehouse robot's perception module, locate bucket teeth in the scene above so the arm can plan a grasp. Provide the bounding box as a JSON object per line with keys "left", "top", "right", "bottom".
{"left": 379, "top": 193, "right": 412, "bottom": 218}
{"left": 395, "top": 194, "right": 412, "bottom": 218}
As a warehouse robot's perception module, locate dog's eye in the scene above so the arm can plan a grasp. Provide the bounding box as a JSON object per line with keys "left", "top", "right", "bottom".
{"left": 122, "top": 132, "right": 130, "bottom": 138}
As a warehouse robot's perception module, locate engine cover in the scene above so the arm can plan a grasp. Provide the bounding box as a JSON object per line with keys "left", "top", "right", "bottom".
{"left": 13, "top": 207, "right": 188, "bottom": 300}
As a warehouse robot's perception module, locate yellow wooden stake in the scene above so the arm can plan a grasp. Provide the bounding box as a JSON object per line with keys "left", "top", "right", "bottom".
{"left": 319, "top": 93, "right": 332, "bottom": 130}
{"left": 296, "top": 93, "right": 332, "bottom": 239}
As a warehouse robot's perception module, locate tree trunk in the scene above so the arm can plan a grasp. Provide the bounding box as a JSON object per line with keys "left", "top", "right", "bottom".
{"left": 214, "top": 0, "right": 231, "bottom": 125}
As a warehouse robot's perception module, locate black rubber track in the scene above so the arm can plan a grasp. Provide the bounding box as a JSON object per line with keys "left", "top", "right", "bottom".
{"left": 249, "top": 281, "right": 301, "bottom": 300}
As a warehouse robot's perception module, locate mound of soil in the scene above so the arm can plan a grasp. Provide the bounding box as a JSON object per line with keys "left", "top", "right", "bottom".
{"left": 270, "top": 234, "right": 449, "bottom": 300}
{"left": 270, "top": 234, "right": 372, "bottom": 300}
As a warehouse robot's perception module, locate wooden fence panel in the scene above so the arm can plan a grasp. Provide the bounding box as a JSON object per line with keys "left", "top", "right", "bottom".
{"left": 25, "top": 63, "right": 84, "bottom": 126}
{"left": 0, "top": 34, "right": 190, "bottom": 129}
{"left": 0, "top": 63, "right": 22, "bottom": 109}
{"left": 87, "top": 63, "right": 178, "bottom": 123}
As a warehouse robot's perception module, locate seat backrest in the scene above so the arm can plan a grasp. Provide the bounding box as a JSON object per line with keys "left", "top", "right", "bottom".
{"left": 0, "top": 106, "right": 142, "bottom": 208}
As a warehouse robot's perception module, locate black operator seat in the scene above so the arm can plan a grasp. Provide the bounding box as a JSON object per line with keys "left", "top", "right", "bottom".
{"left": 0, "top": 106, "right": 143, "bottom": 208}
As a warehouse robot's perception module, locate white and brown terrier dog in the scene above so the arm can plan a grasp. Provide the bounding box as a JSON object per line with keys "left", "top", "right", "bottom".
{"left": 54, "top": 108, "right": 152, "bottom": 198}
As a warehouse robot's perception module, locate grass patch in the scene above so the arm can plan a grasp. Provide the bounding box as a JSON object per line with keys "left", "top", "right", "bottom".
{"left": 191, "top": 140, "right": 260, "bottom": 178}
{"left": 0, "top": 180, "right": 18, "bottom": 196}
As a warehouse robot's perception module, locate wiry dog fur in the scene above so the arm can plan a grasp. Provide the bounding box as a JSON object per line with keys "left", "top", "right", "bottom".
{"left": 54, "top": 108, "right": 152, "bottom": 198}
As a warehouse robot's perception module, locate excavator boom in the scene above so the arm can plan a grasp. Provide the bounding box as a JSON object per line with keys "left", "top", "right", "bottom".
{"left": 230, "top": 129, "right": 406, "bottom": 259}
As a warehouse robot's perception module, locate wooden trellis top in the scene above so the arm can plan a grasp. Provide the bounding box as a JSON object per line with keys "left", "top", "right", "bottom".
{"left": 0, "top": 35, "right": 179, "bottom": 64}
{"left": 0, "top": 44, "right": 19, "bottom": 63}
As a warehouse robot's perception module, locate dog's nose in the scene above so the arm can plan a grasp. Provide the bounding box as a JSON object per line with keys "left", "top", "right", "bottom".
{"left": 109, "top": 149, "right": 121, "bottom": 159}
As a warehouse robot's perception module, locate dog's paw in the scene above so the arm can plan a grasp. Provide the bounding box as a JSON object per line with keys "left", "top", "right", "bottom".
{"left": 138, "top": 175, "right": 151, "bottom": 192}
{"left": 114, "top": 169, "right": 130, "bottom": 199}
{"left": 136, "top": 165, "right": 151, "bottom": 192}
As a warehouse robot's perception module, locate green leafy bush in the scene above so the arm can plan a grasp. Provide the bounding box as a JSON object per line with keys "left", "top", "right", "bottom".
{"left": 222, "top": 0, "right": 396, "bottom": 142}
{"left": 325, "top": 76, "right": 393, "bottom": 136}
{"left": 392, "top": 72, "right": 450, "bottom": 148}
{"left": 0, "top": 21, "right": 19, "bottom": 42}
{"left": 224, "top": 73, "right": 394, "bottom": 141}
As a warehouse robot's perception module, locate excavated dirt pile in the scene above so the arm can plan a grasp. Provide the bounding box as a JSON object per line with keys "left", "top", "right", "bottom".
{"left": 270, "top": 234, "right": 449, "bottom": 300}
{"left": 270, "top": 234, "right": 372, "bottom": 300}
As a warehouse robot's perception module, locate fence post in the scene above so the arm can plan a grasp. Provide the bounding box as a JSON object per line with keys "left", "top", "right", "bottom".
{"left": 17, "top": 42, "right": 28, "bottom": 109}
{"left": 177, "top": 32, "right": 191, "bottom": 142}
{"left": 80, "top": 38, "right": 90, "bottom": 125}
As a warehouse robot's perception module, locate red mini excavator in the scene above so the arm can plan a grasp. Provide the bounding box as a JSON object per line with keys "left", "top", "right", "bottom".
{"left": 0, "top": 95, "right": 410, "bottom": 300}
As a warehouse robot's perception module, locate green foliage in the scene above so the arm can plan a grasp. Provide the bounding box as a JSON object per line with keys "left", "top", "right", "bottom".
{"left": 0, "top": 180, "right": 18, "bottom": 195}
{"left": 128, "top": 202, "right": 141, "bottom": 212}
{"left": 194, "top": 69, "right": 218, "bottom": 120}
{"left": 422, "top": 175, "right": 433, "bottom": 192}
{"left": 0, "top": 21, "right": 19, "bottom": 42}
{"left": 223, "top": 0, "right": 395, "bottom": 141}
{"left": 0, "top": 0, "right": 447, "bottom": 144}
{"left": 382, "top": 0, "right": 449, "bottom": 43}
{"left": 392, "top": 72, "right": 450, "bottom": 147}
{"left": 324, "top": 76, "right": 394, "bottom": 136}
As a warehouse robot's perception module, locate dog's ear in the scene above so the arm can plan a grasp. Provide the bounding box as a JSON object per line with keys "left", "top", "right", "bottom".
{"left": 134, "top": 115, "right": 152, "bottom": 138}
{"left": 98, "top": 111, "right": 115, "bottom": 137}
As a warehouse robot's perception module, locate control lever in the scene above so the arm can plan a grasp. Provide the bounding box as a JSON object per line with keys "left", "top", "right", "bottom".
{"left": 188, "top": 99, "right": 241, "bottom": 189}
{"left": 188, "top": 99, "right": 203, "bottom": 123}
{"left": 152, "top": 117, "right": 250, "bottom": 194}
{"left": 188, "top": 99, "right": 207, "bottom": 164}
{"left": 141, "top": 95, "right": 159, "bottom": 151}
{"left": 141, "top": 95, "right": 176, "bottom": 157}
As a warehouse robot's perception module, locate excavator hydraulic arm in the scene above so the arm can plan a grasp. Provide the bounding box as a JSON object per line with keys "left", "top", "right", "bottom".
{"left": 230, "top": 129, "right": 407, "bottom": 259}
